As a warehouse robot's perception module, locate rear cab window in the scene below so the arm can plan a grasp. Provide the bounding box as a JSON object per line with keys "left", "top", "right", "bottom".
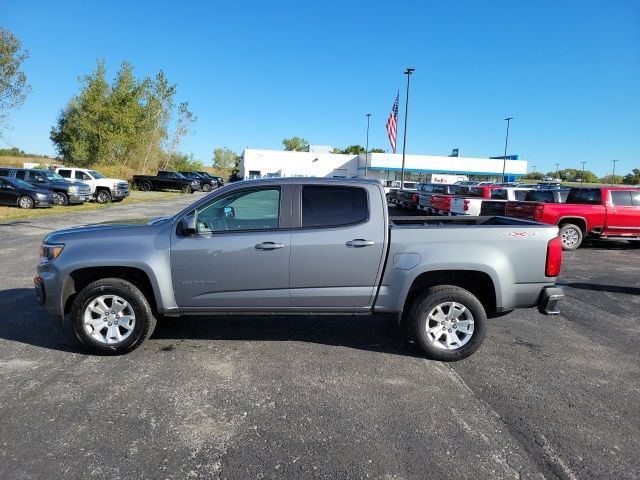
{"left": 491, "top": 189, "right": 508, "bottom": 200}
{"left": 610, "top": 191, "right": 634, "bottom": 206}
{"left": 566, "top": 188, "right": 602, "bottom": 205}
{"left": 301, "top": 186, "right": 368, "bottom": 228}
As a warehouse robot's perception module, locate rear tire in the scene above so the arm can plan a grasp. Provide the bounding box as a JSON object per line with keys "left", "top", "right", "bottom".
{"left": 70, "top": 278, "right": 157, "bottom": 355}
{"left": 559, "top": 223, "right": 583, "bottom": 250}
{"left": 408, "top": 286, "right": 486, "bottom": 361}
{"left": 18, "top": 195, "right": 35, "bottom": 209}
{"left": 96, "top": 189, "right": 112, "bottom": 204}
{"left": 181, "top": 185, "right": 191, "bottom": 194}
{"left": 139, "top": 181, "right": 152, "bottom": 192}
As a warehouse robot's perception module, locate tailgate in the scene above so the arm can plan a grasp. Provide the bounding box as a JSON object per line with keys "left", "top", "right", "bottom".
{"left": 450, "top": 197, "right": 466, "bottom": 214}
{"left": 505, "top": 201, "right": 542, "bottom": 220}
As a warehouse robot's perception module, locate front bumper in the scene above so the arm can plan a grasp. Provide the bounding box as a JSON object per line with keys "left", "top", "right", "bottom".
{"left": 68, "top": 193, "right": 91, "bottom": 204}
{"left": 538, "top": 286, "right": 564, "bottom": 315}
{"left": 34, "top": 275, "right": 64, "bottom": 329}
{"left": 110, "top": 187, "right": 130, "bottom": 199}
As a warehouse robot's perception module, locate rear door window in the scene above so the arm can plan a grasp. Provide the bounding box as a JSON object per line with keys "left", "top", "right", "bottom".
{"left": 567, "top": 189, "right": 602, "bottom": 204}
{"left": 15, "top": 170, "right": 26, "bottom": 180}
{"left": 610, "top": 191, "right": 633, "bottom": 206}
{"left": 0, "top": 168, "right": 11, "bottom": 177}
{"left": 58, "top": 169, "right": 72, "bottom": 178}
{"left": 468, "top": 187, "right": 484, "bottom": 197}
{"left": 301, "top": 186, "right": 368, "bottom": 228}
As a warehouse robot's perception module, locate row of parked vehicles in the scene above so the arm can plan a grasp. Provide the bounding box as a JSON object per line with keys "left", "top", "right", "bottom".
{"left": 387, "top": 180, "right": 640, "bottom": 250}
{"left": 0, "top": 167, "right": 224, "bottom": 210}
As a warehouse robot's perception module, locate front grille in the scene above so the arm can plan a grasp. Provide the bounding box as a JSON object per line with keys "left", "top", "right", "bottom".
{"left": 117, "top": 182, "right": 128, "bottom": 189}
{"left": 78, "top": 186, "right": 92, "bottom": 195}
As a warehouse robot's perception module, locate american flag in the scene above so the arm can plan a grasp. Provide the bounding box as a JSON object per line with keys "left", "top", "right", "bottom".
{"left": 386, "top": 92, "right": 399, "bottom": 153}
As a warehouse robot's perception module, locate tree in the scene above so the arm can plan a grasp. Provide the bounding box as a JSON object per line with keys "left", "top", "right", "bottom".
{"left": 0, "top": 29, "right": 31, "bottom": 135}
{"left": 369, "top": 148, "right": 385, "bottom": 153}
{"left": 50, "top": 60, "right": 194, "bottom": 175}
{"left": 600, "top": 174, "right": 623, "bottom": 185}
{"left": 622, "top": 169, "right": 640, "bottom": 185}
{"left": 521, "top": 172, "right": 544, "bottom": 180}
{"left": 212, "top": 147, "right": 237, "bottom": 180}
{"left": 340, "top": 145, "right": 366, "bottom": 155}
{"left": 170, "top": 152, "right": 203, "bottom": 171}
{"left": 282, "top": 136, "right": 309, "bottom": 151}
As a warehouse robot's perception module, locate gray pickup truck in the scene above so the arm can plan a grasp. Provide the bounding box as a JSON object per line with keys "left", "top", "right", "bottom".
{"left": 35, "top": 178, "right": 564, "bottom": 360}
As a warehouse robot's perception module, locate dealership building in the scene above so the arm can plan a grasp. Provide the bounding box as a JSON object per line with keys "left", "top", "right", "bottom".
{"left": 240, "top": 147, "right": 528, "bottom": 182}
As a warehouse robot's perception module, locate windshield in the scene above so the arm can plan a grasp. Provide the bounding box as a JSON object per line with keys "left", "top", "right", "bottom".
{"left": 88, "top": 170, "right": 105, "bottom": 179}
{"left": 44, "top": 171, "right": 64, "bottom": 181}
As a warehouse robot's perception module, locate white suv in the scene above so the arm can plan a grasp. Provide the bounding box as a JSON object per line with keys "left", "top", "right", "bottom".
{"left": 55, "top": 167, "right": 129, "bottom": 203}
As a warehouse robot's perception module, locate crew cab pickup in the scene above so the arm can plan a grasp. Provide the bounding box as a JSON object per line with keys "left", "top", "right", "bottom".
{"left": 417, "top": 184, "right": 465, "bottom": 212}
{"left": 449, "top": 186, "right": 510, "bottom": 216}
{"left": 56, "top": 167, "right": 129, "bottom": 204}
{"left": 481, "top": 188, "right": 566, "bottom": 216}
{"left": 35, "top": 178, "right": 564, "bottom": 361}
{"left": 505, "top": 186, "right": 640, "bottom": 250}
{"left": 0, "top": 167, "right": 92, "bottom": 206}
{"left": 132, "top": 171, "right": 202, "bottom": 193}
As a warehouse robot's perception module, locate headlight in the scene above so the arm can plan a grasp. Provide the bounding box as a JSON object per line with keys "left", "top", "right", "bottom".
{"left": 36, "top": 193, "right": 47, "bottom": 199}
{"left": 40, "top": 244, "right": 64, "bottom": 261}
{"left": 191, "top": 180, "right": 198, "bottom": 185}
{"left": 67, "top": 185, "right": 78, "bottom": 193}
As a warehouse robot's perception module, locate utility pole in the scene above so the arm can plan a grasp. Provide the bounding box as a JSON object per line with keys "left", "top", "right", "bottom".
{"left": 555, "top": 163, "right": 560, "bottom": 176}
{"left": 611, "top": 159, "right": 619, "bottom": 183}
{"left": 532, "top": 165, "right": 537, "bottom": 173}
{"left": 501, "top": 117, "right": 513, "bottom": 182}
{"left": 400, "top": 68, "right": 415, "bottom": 189}
{"left": 580, "top": 161, "right": 587, "bottom": 186}
{"left": 364, "top": 113, "right": 371, "bottom": 177}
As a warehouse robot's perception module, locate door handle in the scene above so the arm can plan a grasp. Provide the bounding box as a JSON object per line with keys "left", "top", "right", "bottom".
{"left": 346, "top": 239, "right": 375, "bottom": 248}
{"left": 255, "top": 242, "right": 284, "bottom": 250}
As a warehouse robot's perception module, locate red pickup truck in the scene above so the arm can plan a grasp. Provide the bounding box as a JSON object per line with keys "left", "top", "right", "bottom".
{"left": 505, "top": 186, "right": 640, "bottom": 250}
{"left": 431, "top": 185, "right": 498, "bottom": 215}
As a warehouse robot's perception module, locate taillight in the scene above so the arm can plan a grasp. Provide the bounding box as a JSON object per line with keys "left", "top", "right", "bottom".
{"left": 546, "top": 236, "right": 562, "bottom": 277}
{"left": 463, "top": 200, "right": 469, "bottom": 211}
{"left": 412, "top": 193, "right": 419, "bottom": 204}
{"left": 535, "top": 206, "right": 544, "bottom": 220}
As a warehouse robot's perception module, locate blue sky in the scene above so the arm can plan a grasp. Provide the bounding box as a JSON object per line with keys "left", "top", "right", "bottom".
{"left": 3, "top": 0, "right": 639, "bottom": 176}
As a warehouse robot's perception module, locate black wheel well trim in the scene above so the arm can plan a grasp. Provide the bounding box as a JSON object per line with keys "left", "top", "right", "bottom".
{"left": 63, "top": 266, "right": 159, "bottom": 316}
{"left": 400, "top": 269, "right": 497, "bottom": 324}
{"left": 557, "top": 216, "right": 588, "bottom": 234}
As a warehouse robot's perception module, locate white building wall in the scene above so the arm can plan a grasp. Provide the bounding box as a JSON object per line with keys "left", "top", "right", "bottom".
{"left": 241, "top": 149, "right": 528, "bottom": 179}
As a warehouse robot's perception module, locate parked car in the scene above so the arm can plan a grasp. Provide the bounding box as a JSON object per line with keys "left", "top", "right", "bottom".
{"left": 179, "top": 171, "right": 217, "bottom": 192}
{"left": 0, "top": 167, "right": 92, "bottom": 205}
{"left": 35, "top": 177, "right": 564, "bottom": 360}
{"left": 452, "top": 187, "right": 533, "bottom": 216}
{"left": 132, "top": 171, "right": 202, "bottom": 193}
{"left": 55, "top": 167, "right": 129, "bottom": 204}
{"left": 0, "top": 176, "right": 57, "bottom": 209}
{"left": 417, "top": 184, "right": 462, "bottom": 213}
{"left": 382, "top": 180, "right": 418, "bottom": 199}
{"left": 505, "top": 186, "right": 640, "bottom": 250}
{"left": 196, "top": 172, "right": 224, "bottom": 187}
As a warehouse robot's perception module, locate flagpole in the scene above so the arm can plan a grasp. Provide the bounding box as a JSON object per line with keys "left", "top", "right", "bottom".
{"left": 400, "top": 68, "right": 415, "bottom": 189}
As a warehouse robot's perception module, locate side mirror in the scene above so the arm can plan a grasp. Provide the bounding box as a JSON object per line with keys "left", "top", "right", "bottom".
{"left": 179, "top": 213, "right": 197, "bottom": 236}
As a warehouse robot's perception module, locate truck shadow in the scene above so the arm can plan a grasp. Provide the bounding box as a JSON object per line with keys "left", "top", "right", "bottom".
{"left": 561, "top": 282, "right": 640, "bottom": 296}
{"left": 0, "top": 288, "right": 421, "bottom": 357}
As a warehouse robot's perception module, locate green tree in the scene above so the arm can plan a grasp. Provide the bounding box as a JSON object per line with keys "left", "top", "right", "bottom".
{"left": 369, "top": 148, "right": 385, "bottom": 153}
{"left": 170, "top": 152, "right": 203, "bottom": 171}
{"left": 600, "top": 174, "right": 623, "bottom": 185}
{"left": 0, "top": 29, "right": 31, "bottom": 135}
{"left": 212, "top": 147, "right": 238, "bottom": 180}
{"left": 51, "top": 60, "right": 193, "bottom": 174}
{"left": 282, "top": 136, "right": 309, "bottom": 151}
{"left": 521, "top": 172, "right": 544, "bottom": 180}
{"left": 622, "top": 169, "right": 640, "bottom": 185}
{"left": 341, "top": 145, "right": 366, "bottom": 154}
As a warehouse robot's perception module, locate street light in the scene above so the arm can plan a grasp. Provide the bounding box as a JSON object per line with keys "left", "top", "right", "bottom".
{"left": 611, "top": 159, "right": 619, "bottom": 184}
{"left": 555, "top": 163, "right": 560, "bottom": 176}
{"left": 400, "top": 68, "right": 415, "bottom": 189}
{"left": 364, "top": 113, "right": 371, "bottom": 177}
{"left": 580, "top": 161, "right": 587, "bottom": 186}
{"left": 501, "top": 117, "right": 513, "bottom": 182}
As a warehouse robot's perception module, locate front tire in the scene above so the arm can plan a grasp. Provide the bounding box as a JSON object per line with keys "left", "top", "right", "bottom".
{"left": 202, "top": 183, "right": 212, "bottom": 192}
{"left": 96, "top": 189, "right": 112, "bottom": 204}
{"left": 70, "top": 278, "right": 157, "bottom": 355}
{"left": 56, "top": 192, "right": 69, "bottom": 206}
{"left": 18, "top": 195, "right": 35, "bottom": 209}
{"left": 559, "top": 223, "right": 583, "bottom": 250}
{"left": 408, "top": 286, "right": 486, "bottom": 361}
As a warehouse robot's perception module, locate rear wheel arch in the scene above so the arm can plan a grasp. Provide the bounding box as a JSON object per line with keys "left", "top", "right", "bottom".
{"left": 557, "top": 217, "right": 587, "bottom": 234}
{"left": 63, "top": 266, "right": 159, "bottom": 316}
{"left": 401, "top": 270, "right": 497, "bottom": 321}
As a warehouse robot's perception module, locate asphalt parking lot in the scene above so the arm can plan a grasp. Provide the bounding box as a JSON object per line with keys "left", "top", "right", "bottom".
{"left": 0, "top": 198, "right": 638, "bottom": 479}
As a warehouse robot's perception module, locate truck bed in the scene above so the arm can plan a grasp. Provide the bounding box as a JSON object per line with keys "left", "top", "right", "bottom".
{"left": 390, "top": 215, "right": 543, "bottom": 227}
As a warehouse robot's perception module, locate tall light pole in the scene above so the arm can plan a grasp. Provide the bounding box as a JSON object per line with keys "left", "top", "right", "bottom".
{"left": 364, "top": 113, "right": 371, "bottom": 177}
{"left": 532, "top": 164, "right": 537, "bottom": 173}
{"left": 501, "top": 117, "right": 513, "bottom": 182}
{"left": 400, "top": 68, "right": 415, "bottom": 188}
{"left": 580, "top": 161, "right": 587, "bottom": 186}
{"left": 555, "top": 163, "right": 560, "bottom": 177}
{"left": 611, "top": 159, "right": 619, "bottom": 183}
